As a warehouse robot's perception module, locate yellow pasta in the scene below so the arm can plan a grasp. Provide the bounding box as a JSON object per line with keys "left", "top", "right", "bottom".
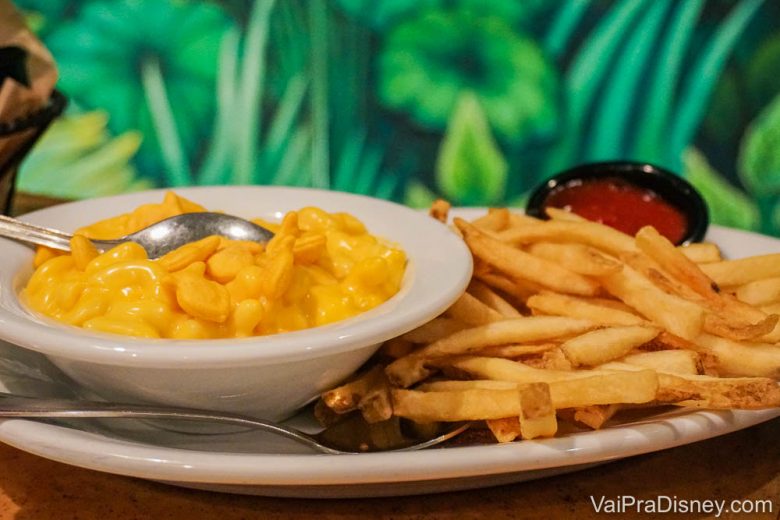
{"left": 23, "top": 192, "right": 406, "bottom": 339}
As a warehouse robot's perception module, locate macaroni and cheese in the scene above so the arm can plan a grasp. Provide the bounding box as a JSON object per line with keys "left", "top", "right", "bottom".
{"left": 24, "top": 192, "right": 406, "bottom": 339}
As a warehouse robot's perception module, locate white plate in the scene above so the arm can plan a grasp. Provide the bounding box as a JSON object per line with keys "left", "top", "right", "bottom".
{"left": 0, "top": 221, "right": 777, "bottom": 498}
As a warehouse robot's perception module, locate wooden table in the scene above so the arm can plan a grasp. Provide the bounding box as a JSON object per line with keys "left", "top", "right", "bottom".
{"left": 3, "top": 193, "right": 779, "bottom": 519}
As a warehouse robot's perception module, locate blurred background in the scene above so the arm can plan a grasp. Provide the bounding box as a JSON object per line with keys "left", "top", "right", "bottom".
{"left": 11, "top": 0, "right": 780, "bottom": 235}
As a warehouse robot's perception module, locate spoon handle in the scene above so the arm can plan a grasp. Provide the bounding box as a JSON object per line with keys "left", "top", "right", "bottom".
{"left": 0, "top": 215, "right": 73, "bottom": 252}
{"left": 0, "top": 392, "right": 340, "bottom": 454}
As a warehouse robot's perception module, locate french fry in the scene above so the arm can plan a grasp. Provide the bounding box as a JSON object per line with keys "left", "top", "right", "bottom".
{"left": 394, "top": 379, "right": 602, "bottom": 425}
{"left": 495, "top": 220, "right": 636, "bottom": 257}
{"left": 472, "top": 208, "right": 511, "bottom": 232}
{"left": 560, "top": 326, "right": 660, "bottom": 367}
{"left": 659, "top": 373, "right": 780, "bottom": 409}
{"left": 476, "top": 343, "right": 558, "bottom": 358}
{"left": 735, "top": 277, "right": 780, "bottom": 306}
{"left": 599, "top": 264, "right": 705, "bottom": 340}
{"left": 517, "top": 382, "right": 557, "bottom": 439}
{"left": 385, "top": 317, "right": 596, "bottom": 387}
{"left": 548, "top": 370, "right": 658, "bottom": 408}
{"left": 439, "top": 358, "right": 658, "bottom": 408}
{"left": 527, "top": 292, "right": 646, "bottom": 326}
{"left": 571, "top": 404, "right": 621, "bottom": 430}
{"left": 486, "top": 383, "right": 557, "bottom": 441}
{"left": 413, "top": 317, "right": 595, "bottom": 359}
{"left": 692, "top": 334, "right": 780, "bottom": 379}
{"left": 620, "top": 349, "right": 701, "bottom": 375}
{"left": 635, "top": 226, "right": 719, "bottom": 299}
{"left": 678, "top": 242, "right": 722, "bottom": 264}
{"left": 467, "top": 280, "right": 522, "bottom": 317}
{"left": 449, "top": 355, "right": 604, "bottom": 383}
{"left": 456, "top": 218, "right": 601, "bottom": 296}
{"left": 702, "top": 312, "right": 779, "bottom": 342}
{"left": 358, "top": 383, "right": 393, "bottom": 423}
{"left": 429, "top": 199, "right": 451, "bottom": 223}
{"left": 522, "top": 347, "right": 573, "bottom": 371}
{"left": 527, "top": 242, "right": 621, "bottom": 277}
{"left": 322, "top": 365, "right": 389, "bottom": 414}
{"left": 392, "top": 388, "right": 525, "bottom": 422}
{"left": 486, "top": 417, "right": 523, "bottom": 442}
{"left": 634, "top": 226, "right": 777, "bottom": 340}
{"left": 700, "top": 253, "right": 780, "bottom": 287}
{"left": 474, "top": 271, "right": 541, "bottom": 303}
{"left": 446, "top": 291, "right": 505, "bottom": 325}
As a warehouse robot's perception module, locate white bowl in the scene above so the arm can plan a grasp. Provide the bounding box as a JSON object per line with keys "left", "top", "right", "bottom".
{"left": 0, "top": 186, "right": 472, "bottom": 420}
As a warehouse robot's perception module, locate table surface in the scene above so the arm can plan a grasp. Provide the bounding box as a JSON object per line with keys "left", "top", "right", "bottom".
{"left": 3, "top": 193, "right": 779, "bottom": 519}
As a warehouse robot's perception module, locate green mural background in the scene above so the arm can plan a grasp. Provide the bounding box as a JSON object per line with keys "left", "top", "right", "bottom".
{"left": 13, "top": 0, "right": 780, "bottom": 235}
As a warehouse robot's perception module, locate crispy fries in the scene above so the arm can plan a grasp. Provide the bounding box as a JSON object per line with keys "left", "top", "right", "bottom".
{"left": 316, "top": 205, "right": 780, "bottom": 445}
{"left": 456, "top": 218, "right": 601, "bottom": 296}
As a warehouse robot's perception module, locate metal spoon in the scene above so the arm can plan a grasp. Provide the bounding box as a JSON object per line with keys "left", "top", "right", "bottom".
{"left": 0, "top": 212, "right": 275, "bottom": 259}
{"left": 0, "top": 391, "right": 469, "bottom": 455}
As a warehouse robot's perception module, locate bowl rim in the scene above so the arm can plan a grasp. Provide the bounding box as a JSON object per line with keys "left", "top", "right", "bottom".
{"left": 0, "top": 186, "right": 473, "bottom": 368}
{"left": 525, "top": 161, "right": 709, "bottom": 245}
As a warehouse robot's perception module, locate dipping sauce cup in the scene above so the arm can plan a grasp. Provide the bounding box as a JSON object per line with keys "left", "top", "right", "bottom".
{"left": 525, "top": 161, "right": 709, "bottom": 245}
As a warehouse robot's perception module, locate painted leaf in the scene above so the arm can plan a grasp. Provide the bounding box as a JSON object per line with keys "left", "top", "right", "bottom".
{"left": 17, "top": 110, "right": 151, "bottom": 199}
{"left": 45, "top": 0, "right": 236, "bottom": 184}
{"left": 436, "top": 91, "right": 507, "bottom": 205}
{"left": 739, "top": 92, "right": 780, "bottom": 196}
{"left": 403, "top": 180, "right": 438, "bottom": 209}
{"left": 379, "top": 10, "right": 559, "bottom": 143}
{"left": 684, "top": 148, "right": 759, "bottom": 230}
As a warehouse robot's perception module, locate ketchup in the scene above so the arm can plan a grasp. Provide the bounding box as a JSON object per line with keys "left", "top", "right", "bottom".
{"left": 543, "top": 177, "right": 688, "bottom": 243}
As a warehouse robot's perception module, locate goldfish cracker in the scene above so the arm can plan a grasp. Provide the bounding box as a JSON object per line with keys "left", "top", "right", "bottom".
{"left": 226, "top": 264, "right": 265, "bottom": 302}
{"left": 293, "top": 233, "right": 326, "bottom": 264}
{"left": 297, "top": 206, "right": 335, "bottom": 232}
{"left": 278, "top": 211, "right": 300, "bottom": 237}
{"left": 231, "top": 299, "right": 264, "bottom": 337}
{"left": 174, "top": 271, "right": 231, "bottom": 323}
{"left": 261, "top": 248, "right": 295, "bottom": 300}
{"left": 334, "top": 212, "right": 367, "bottom": 235}
{"left": 169, "top": 317, "right": 219, "bottom": 340}
{"left": 207, "top": 245, "right": 254, "bottom": 283}
{"left": 23, "top": 192, "right": 406, "bottom": 339}
{"left": 265, "top": 233, "right": 295, "bottom": 257}
{"left": 157, "top": 235, "right": 221, "bottom": 272}
{"left": 217, "top": 238, "right": 264, "bottom": 254}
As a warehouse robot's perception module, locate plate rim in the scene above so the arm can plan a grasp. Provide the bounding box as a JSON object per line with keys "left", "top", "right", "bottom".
{"left": 0, "top": 408, "right": 776, "bottom": 487}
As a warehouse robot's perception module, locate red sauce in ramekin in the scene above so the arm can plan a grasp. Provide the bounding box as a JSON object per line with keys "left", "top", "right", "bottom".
{"left": 543, "top": 177, "right": 688, "bottom": 243}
